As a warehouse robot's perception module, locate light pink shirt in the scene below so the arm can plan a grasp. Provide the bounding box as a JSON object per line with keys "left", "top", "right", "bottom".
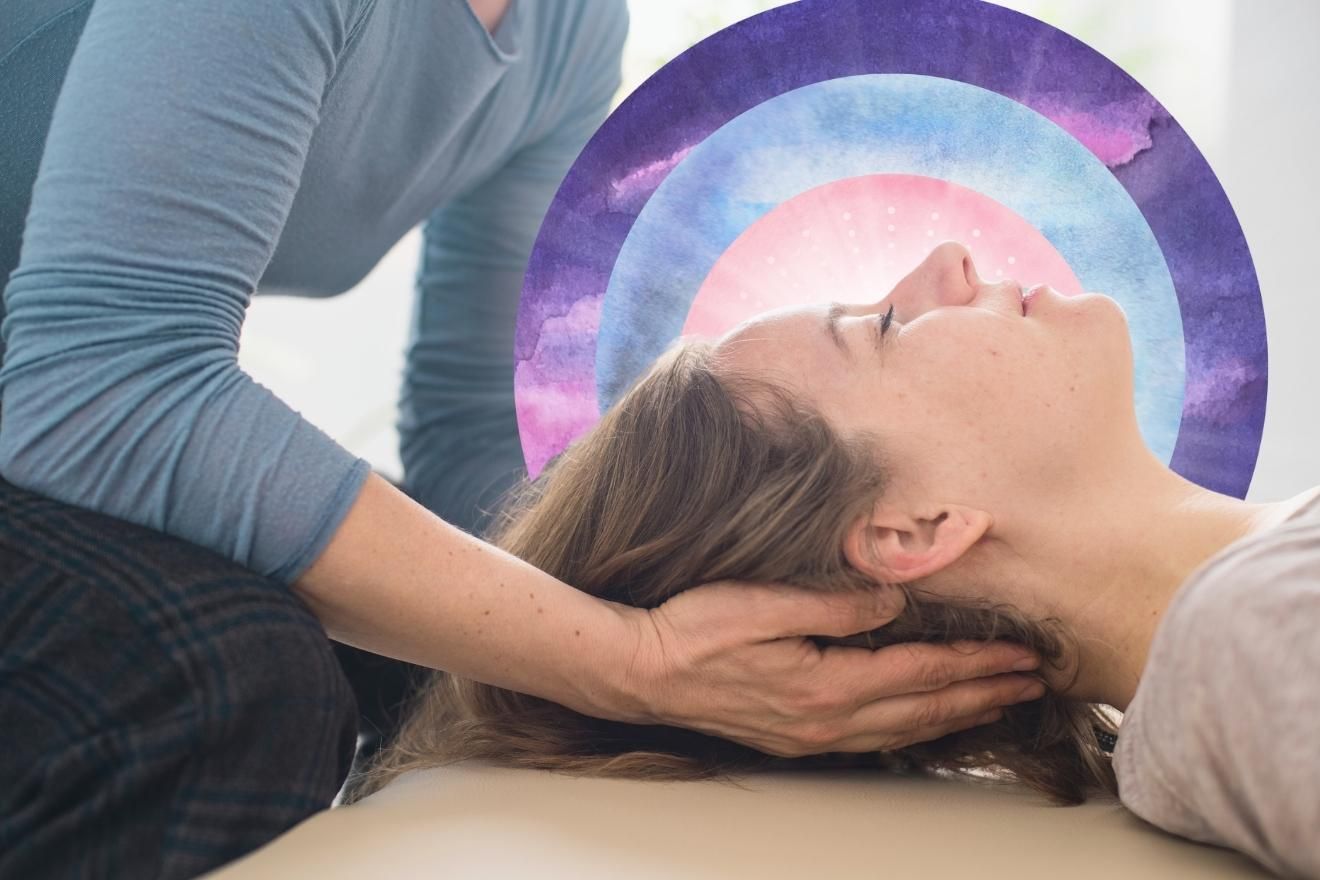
{"left": 1115, "top": 488, "right": 1320, "bottom": 878}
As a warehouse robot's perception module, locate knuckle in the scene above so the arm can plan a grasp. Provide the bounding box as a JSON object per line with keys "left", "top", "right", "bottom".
{"left": 783, "top": 671, "right": 836, "bottom": 712}
{"left": 916, "top": 656, "right": 954, "bottom": 691}
{"left": 913, "top": 696, "right": 951, "bottom": 729}
{"left": 794, "top": 687, "right": 841, "bottom": 716}
{"left": 887, "top": 643, "right": 952, "bottom": 692}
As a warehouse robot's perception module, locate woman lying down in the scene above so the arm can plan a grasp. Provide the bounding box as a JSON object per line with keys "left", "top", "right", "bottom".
{"left": 345, "top": 242, "right": 1319, "bottom": 879}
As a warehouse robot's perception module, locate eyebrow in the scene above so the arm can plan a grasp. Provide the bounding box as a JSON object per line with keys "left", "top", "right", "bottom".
{"left": 825, "top": 302, "right": 851, "bottom": 358}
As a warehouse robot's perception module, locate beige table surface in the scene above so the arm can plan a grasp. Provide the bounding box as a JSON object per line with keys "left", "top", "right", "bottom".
{"left": 205, "top": 762, "right": 1273, "bottom": 879}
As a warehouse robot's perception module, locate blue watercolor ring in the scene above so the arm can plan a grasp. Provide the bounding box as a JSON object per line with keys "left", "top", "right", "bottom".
{"left": 596, "top": 74, "right": 1187, "bottom": 466}
{"left": 516, "top": 0, "right": 1264, "bottom": 496}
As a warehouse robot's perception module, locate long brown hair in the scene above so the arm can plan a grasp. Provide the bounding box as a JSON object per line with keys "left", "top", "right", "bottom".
{"left": 342, "top": 339, "right": 1119, "bottom": 806}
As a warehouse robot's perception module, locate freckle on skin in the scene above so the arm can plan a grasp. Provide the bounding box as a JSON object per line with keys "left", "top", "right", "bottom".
{"left": 575, "top": 630, "right": 581, "bottom": 636}
{"left": 484, "top": 610, "right": 491, "bottom": 616}
{"left": 529, "top": 592, "right": 535, "bottom": 599}
{"left": 1069, "top": 385, "right": 1076, "bottom": 392}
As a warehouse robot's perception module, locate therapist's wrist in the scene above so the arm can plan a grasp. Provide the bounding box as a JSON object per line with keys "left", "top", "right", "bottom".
{"left": 552, "top": 596, "right": 665, "bottom": 726}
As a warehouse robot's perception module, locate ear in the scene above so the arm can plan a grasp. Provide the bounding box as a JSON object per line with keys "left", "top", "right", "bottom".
{"left": 843, "top": 500, "right": 993, "bottom": 584}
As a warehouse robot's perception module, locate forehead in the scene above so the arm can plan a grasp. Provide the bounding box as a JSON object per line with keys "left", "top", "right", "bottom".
{"left": 712, "top": 308, "right": 832, "bottom": 377}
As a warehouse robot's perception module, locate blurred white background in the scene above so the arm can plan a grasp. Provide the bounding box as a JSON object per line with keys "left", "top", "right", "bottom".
{"left": 238, "top": 0, "right": 1318, "bottom": 501}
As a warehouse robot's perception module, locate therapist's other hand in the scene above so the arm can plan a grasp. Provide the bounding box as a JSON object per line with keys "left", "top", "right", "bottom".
{"left": 617, "top": 580, "right": 1044, "bottom": 758}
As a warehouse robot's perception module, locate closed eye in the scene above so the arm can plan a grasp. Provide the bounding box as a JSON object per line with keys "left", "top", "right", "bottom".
{"left": 872, "top": 304, "right": 896, "bottom": 350}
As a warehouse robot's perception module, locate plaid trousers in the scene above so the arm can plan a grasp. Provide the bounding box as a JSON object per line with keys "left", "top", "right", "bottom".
{"left": 0, "top": 475, "right": 359, "bottom": 879}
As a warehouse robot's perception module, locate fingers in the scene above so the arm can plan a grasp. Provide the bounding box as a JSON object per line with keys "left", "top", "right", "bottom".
{"left": 828, "top": 708, "right": 1008, "bottom": 755}
{"left": 767, "top": 675, "right": 1043, "bottom": 757}
{"left": 818, "top": 638, "right": 1039, "bottom": 706}
{"left": 736, "top": 582, "right": 908, "bottom": 640}
{"left": 833, "top": 673, "right": 1045, "bottom": 753}
{"left": 910, "top": 707, "right": 1008, "bottom": 745}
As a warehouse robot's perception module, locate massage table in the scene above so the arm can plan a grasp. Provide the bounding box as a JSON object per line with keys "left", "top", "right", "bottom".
{"left": 204, "top": 762, "right": 1273, "bottom": 878}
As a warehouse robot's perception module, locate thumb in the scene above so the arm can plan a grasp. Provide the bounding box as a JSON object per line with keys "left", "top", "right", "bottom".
{"left": 749, "top": 582, "right": 908, "bottom": 640}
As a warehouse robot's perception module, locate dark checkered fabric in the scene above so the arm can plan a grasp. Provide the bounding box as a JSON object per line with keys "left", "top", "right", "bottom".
{"left": 0, "top": 474, "right": 359, "bottom": 880}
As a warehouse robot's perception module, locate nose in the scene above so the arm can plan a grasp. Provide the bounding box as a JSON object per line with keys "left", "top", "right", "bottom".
{"left": 960, "top": 249, "right": 982, "bottom": 287}
{"left": 888, "top": 241, "right": 977, "bottom": 314}
{"left": 881, "top": 241, "right": 1020, "bottom": 321}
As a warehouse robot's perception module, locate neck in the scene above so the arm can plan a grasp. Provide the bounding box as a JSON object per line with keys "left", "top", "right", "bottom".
{"left": 990, "top": 442, "right": 1311, "bottom": 711}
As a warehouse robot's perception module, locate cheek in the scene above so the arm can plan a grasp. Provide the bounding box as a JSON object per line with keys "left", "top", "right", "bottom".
{"left": 879, "top": 323, "right": 1128, "bottom": 493}
{"left": 906, "top": 336, "right": 1014, "bottom": 418}
{"left": 900, "top": 335, "right": 1073, "bottom": 452}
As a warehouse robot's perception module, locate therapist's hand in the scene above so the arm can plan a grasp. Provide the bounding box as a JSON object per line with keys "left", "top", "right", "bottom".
{"left": 614, "top": 579, "right": 1044, "bottom": 758}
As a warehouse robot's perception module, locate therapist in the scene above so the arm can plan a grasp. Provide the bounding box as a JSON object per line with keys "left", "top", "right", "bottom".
{"left": 0, "top": 2, "right": 1045, "bottom": 877}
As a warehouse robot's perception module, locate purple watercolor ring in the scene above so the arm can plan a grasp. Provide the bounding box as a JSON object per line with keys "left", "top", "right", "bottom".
{"left": 515, "top": 0, "right": 1264, "bottom": 496}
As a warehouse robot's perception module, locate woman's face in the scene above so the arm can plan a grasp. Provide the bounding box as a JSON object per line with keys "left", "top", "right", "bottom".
{"left": 711, "top": 241, "right": 1137, "bottom": 508}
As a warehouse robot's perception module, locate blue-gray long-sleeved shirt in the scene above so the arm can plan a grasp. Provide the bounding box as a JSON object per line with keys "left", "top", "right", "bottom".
{"left": 0, "top": 0, "right": 628, "bottom": 584}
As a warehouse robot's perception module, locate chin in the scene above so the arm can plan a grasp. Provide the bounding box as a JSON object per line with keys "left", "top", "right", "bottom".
{"left": 1074, "top": 291, "right": 1133, "bottom": 353}
{"left": 1094, "top": 291, "right": 1128, "bottom": 323}
{"left": 1070, "top": 289, "right": 1123, "bottom": 314}
{"left": 1071, "top": 295, "right": 1137, "bottom": 420}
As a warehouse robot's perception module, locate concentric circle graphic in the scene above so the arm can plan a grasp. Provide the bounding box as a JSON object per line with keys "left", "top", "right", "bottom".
{"left": 514, "top": 0, "right": 1265, "bottom": 497}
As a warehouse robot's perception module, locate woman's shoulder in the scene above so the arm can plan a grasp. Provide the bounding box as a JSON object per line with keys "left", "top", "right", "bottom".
{"left": 1115, "top": 487, "right": 1320, "bottom": 876}
{"left": 1150, "top": 484, "right": 1320, "bottom": 632}
{"left": 1172, "top": 484, "right": 1320, "bottom": 622}
{"left": 1120, "top": 481, "right": 1320, "bottom": 765}
{"left": 1123, "top": 481, "right": 1320, "bottom": 752}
